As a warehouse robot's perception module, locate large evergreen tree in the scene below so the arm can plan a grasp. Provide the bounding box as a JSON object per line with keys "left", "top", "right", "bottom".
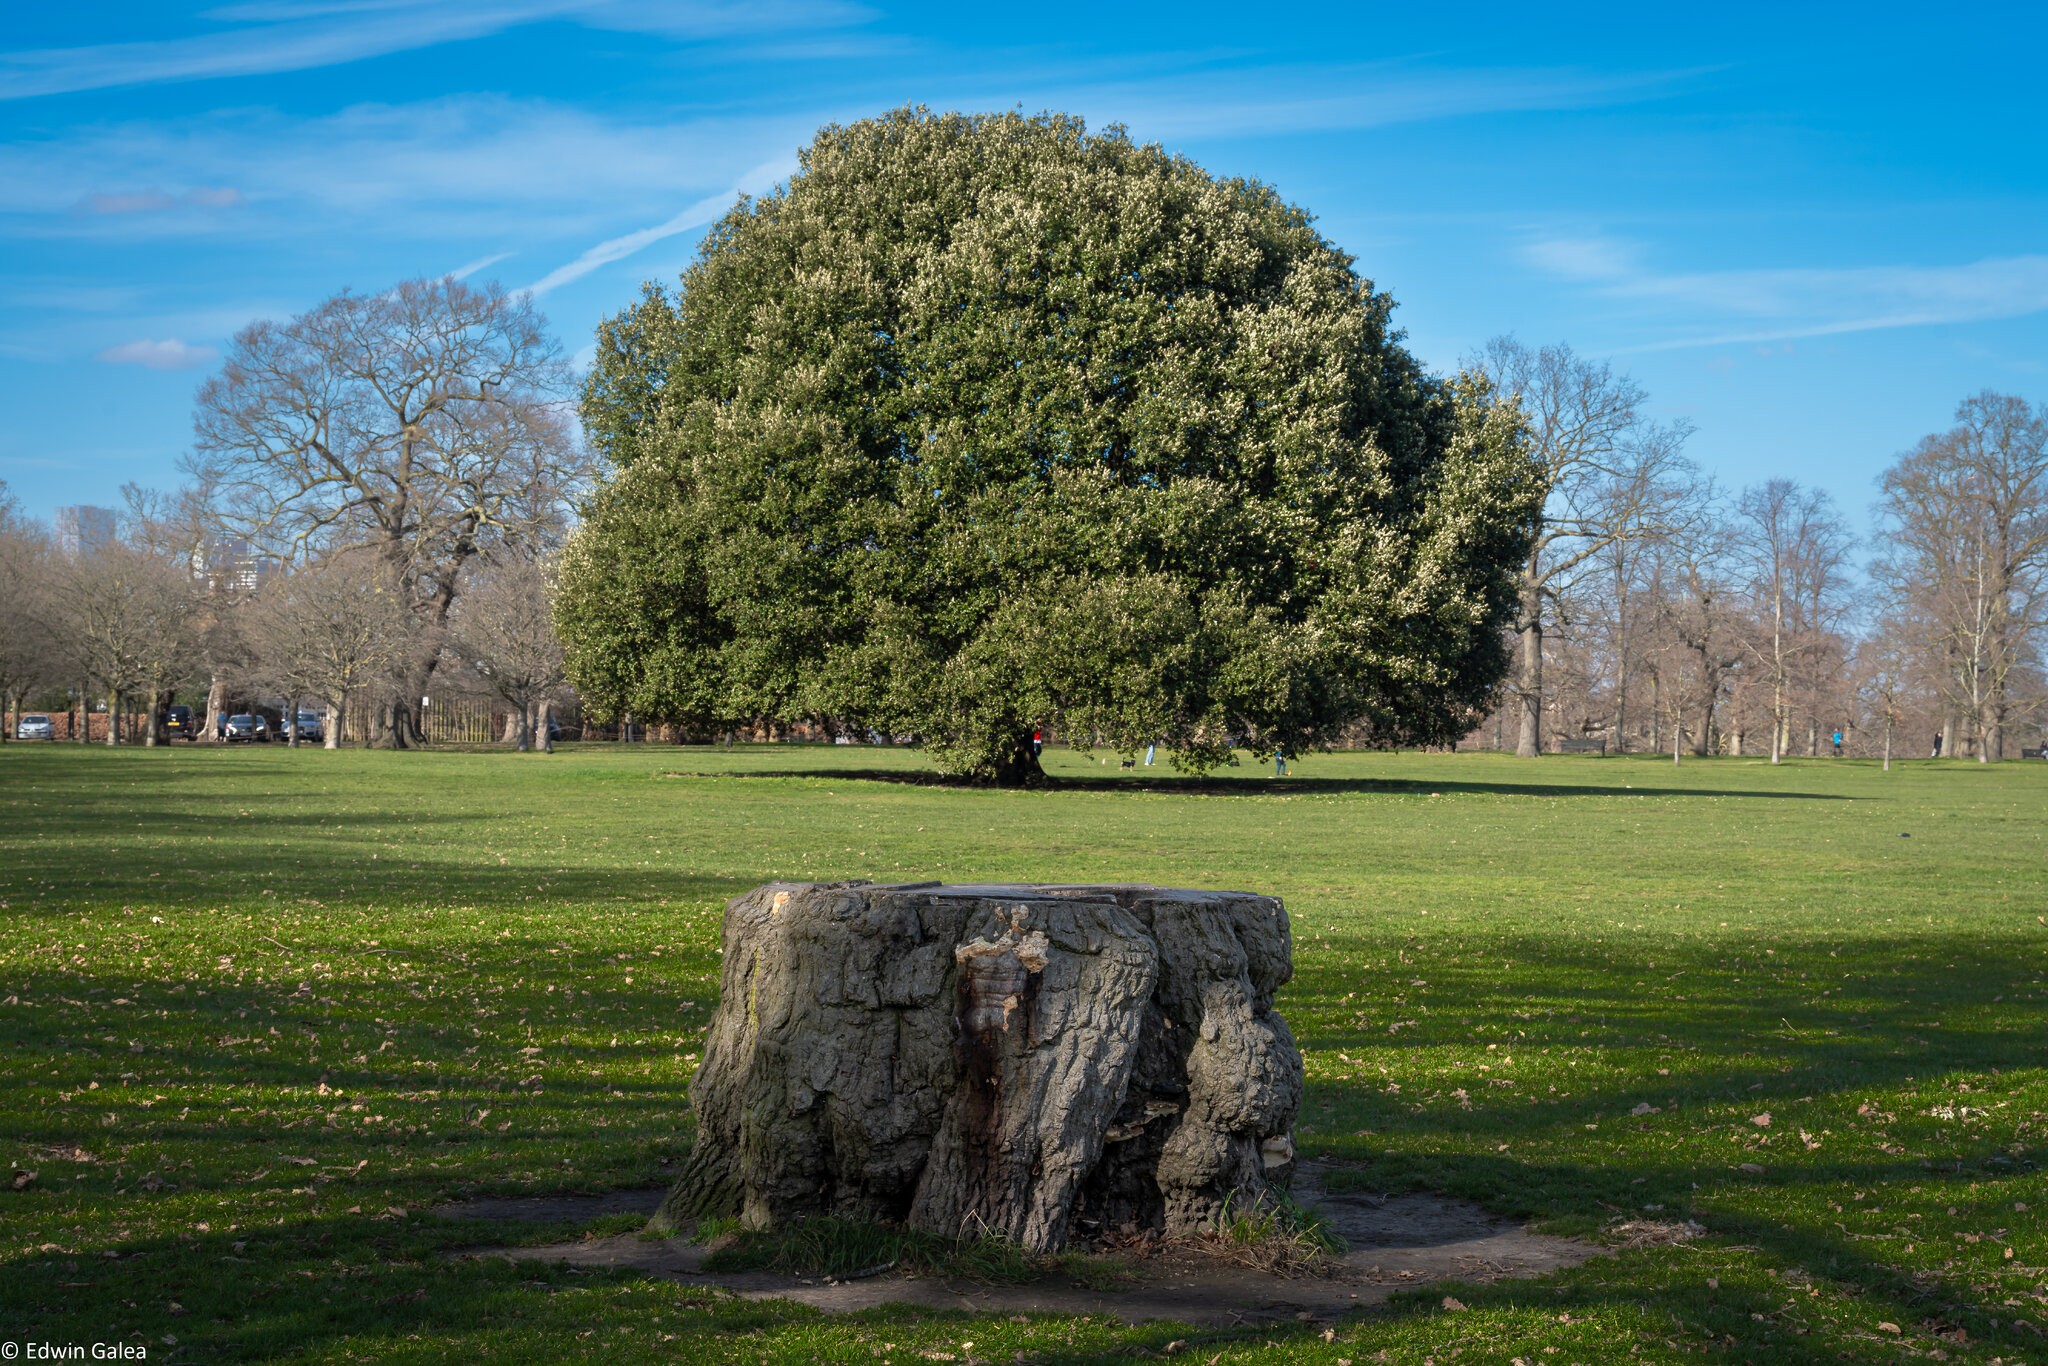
{"left": 558, "top": 108, "right": 1544, "bottom": 782}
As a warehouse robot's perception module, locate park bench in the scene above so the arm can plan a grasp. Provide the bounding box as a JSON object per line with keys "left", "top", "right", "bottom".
{"left": 1555, "top": 738, "right": 1607, "bottom": 755}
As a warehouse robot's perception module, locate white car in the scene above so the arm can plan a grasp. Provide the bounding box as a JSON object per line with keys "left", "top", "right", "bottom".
{"left": 15, "top": 713, "right": 54, "bottom": 740}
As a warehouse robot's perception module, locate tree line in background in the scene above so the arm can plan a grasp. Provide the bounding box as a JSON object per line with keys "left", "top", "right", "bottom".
{"left": 3, "top": 297, "right": 2039, "bottom": 764}
{"left": 1467, "top": 352, "right": 2048, "bottom": 764}
{"left": 0, "top": 185, "right": 2039, "bottom": 766}
{"left": 0, "top": 491, "right": 575, "bottom": 751}
{"left": 0, "top": 278, "right": 586, "bottom": 751}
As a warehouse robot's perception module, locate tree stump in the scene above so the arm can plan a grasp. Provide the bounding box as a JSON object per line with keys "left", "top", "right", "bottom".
{"left": 651, "top": 882, "right": 1302, "bottom": 1253}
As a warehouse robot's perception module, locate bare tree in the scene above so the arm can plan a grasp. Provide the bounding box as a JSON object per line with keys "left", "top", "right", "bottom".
{"left": 62, "top": 541, "right": 205, "bottom": 745}
{"left": 122, "top": 481, "right": 252, "bottom": 742}
{"left": 189, "top": 276, "right": 592, "bottom": 748}
{"left": 0, "top": 490, "right": 67, "bottom": 737}
{"left": 446, "top": 555, "right": 570, "bottom": 752}
{"left": 240, "top": 552, "right": 412, "bottom": 749}
{"left": 1471, "top": 338, "right": 1694, "bottom": 756}
{"left": 1735, "top": 479, "right": 1855, "bottom": 763}
{"left": 1874, "top": 392, "right": 2048, "bottom": 761}
{"left": 1853, "top": 626, "right": 1924, "bottom": 771}
{"left": 1644, "top": 505, "right": 1744, "bottom": 759}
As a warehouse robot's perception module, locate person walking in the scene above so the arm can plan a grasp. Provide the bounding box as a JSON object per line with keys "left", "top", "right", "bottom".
{"left": 1272, "top": 744, "right": 1287, "bottom": 778}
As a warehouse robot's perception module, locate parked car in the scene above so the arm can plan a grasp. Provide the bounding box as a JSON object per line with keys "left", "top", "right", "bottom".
{"left": 279, "top": 709, "right": 325, "bottom": 743}
{"left": 224, "top": 713, "right": 271, "bottom": 743}
{"left": 15, "top": 713, "right": 54, "bottom": 740}
{"left": 162, "top": 704, "right": 197, "bottom": 741}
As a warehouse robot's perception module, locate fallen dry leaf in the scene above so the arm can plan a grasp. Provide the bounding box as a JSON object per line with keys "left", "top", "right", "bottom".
{"left": 11, "top": 1169, "right": 36, "bottom": 1191}
{"left": 1750, "top": 1112, "right": 1772, "bottom": 1127}
{"left": 1610, "top": 1218, "right": 1706, "bottom": 1248}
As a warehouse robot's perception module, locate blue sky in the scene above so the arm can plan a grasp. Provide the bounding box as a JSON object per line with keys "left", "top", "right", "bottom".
{"left": 3, "top": 1, "right": 2044, "bottom": 537}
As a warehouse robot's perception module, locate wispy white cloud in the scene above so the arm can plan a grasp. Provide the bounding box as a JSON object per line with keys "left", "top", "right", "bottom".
{"left": 73, "top": 186, "right": 246, "bottom": 216}
{"left": 1519, "top": 234, "right": 1645, "bottom": 284}
{"left": 0, "top": 0, "right": 868, "bottom": 101}
{"left": 450, "top": 250, "right": 516, "bottom": 280}
{"left": 954, "top": 60, "right": 1701, "bottom": 143}
{"left": 1521, "top": 234, "right": 2048, "bottom": 350}
{"left": 79, "top": 190, "right": 179, "bottom": 216}
{"left": 525, "top": 159, "right": 792, "bottom": 295}
{"left": 0, "top": 97, "right": 812, "bottom": 244}
{"left": 96, "top": 337, "right": 218, "bottom": 370}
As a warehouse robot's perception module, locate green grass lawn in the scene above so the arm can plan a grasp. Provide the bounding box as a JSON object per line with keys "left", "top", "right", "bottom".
{"left": 1, "top": 741, "right": 2044, "bottom": 1364}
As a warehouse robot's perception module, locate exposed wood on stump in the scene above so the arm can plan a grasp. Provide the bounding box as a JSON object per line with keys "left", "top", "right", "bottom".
{"left": 651, "top": 882, "right": 1301, "bottom": 1253}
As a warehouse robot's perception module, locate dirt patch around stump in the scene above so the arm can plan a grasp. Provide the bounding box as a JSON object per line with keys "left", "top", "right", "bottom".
{"left": 444, "top": 1164, "right": 1599, "bottom": 1328}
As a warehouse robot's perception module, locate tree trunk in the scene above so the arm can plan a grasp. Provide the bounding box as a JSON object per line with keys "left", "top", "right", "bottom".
{"left": 325, "top": 699, "right": 342, "bottom": 750}
{"left": 990, "top": 732, "right": 1047, "bottom": 786}
{"left": 107, "top": 693, "right": 120, "bottom": 746}
{"left": 513, "top": 705, "right": 533, "bottom": 752}
{"left": 76, "top": 685, "right": 87, "bottom": 744}
{"left": 143, "top": 686, "right": 160, "bottom": 747}
{"left": 1515, "top": 594, "right": 1543, "bottom": 758}
{"left": 204, "top": 675, "right": 226, "bottom": 744}
{"left": 654, "top": 882, "right": 1300, "bottom": 1252}
{"left": 374, "top": 699, "right": 420, "bottom": 749}
{"left": 539, "top": 699, "right": 554, "bottom": 754}
{"left": 1882, "top": 717, "right": 1892, "bottom": 772}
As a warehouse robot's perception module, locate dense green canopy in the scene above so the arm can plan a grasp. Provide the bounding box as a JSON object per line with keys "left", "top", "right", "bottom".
{"left": 557, "top": 108, "right": 1544, "bottom": 781}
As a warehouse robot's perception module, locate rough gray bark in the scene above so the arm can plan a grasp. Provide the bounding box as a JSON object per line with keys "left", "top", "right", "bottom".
{"left": 652, "top": 882, "right": 1301, "bottom": 1253}
{"left": 1516, "top": 581, "right": 1544, "bottom": 758}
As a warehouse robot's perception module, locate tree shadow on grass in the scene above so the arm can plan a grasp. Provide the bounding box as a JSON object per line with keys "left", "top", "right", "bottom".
{"left": 1328, "top": 1141, "right": 2047, "bottom": 1364}
{"left": 3, "top": 957, "right": 2040, "bottom": 1362}
{"left": 0, "top": 822, "right": 749, "bottom": 913}
{"left": 667, "top": 767, "right": 1857, "bottom": 802}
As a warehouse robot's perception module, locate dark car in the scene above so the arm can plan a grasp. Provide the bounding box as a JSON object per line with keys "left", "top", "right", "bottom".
{"left": 224, "top": 713, "right": 270, "bottom": 743}
{"left": 163, "top": 705, "right": 196, "bottom": 741}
